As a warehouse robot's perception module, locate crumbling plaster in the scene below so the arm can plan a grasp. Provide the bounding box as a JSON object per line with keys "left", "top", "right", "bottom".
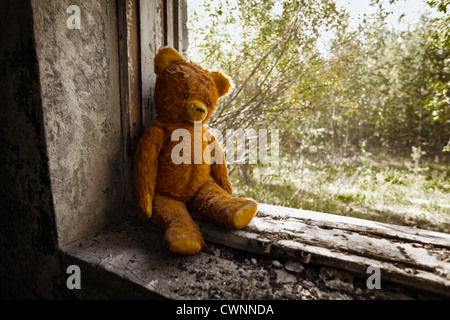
{"left": 31, "top": 0, "right": 126, "bottom": 246}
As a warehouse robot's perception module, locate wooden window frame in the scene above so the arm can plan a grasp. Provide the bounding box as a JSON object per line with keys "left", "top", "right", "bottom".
{"left": 109, "top": 0, "right": 450, "bottom": 299}
{"left": 118, "top": 0, "right": 187, "bottom": 147}
{"left": 117, "top": 0, "right": 188, "bottom": 212}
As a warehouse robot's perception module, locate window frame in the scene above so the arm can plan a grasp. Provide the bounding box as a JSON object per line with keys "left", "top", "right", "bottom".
{"left": 117, "top": 0, "right": 188, "bottom": 213}
{"left": 81, "top": 0, "right": 450, "bottom": 299}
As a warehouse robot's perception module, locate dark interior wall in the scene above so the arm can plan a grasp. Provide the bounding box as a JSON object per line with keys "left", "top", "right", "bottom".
{"left": 0, "top": 1, "right": 63, "bottom": 299}
{"left": 0, "top": 0, "right": 125, "bottom": 298}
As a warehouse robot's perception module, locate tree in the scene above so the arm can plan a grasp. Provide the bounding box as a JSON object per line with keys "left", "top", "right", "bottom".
{"left": 188, "top": 0, "right": 449, "bottom": 161}
{"left": 426, "top": 0, "right": 450, "bottom": 155}
{"left": 189, "top": 0, "right": 349, "bottom": 132}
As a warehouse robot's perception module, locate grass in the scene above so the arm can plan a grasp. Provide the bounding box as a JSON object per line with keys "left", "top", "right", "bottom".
{"left": 230, "top": 154, "right": 450, "bottom": 234}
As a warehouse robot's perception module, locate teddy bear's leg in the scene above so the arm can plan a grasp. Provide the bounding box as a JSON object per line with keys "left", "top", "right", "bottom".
{"left": 189, "top": 181, "right": 257, "bottom": 229}
{"left": 152, "top": 193, "right": 205, "bottom": 255}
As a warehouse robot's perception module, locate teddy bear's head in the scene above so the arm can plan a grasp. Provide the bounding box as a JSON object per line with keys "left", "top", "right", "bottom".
{"left": 154, "top": 47, "right": 231, "bottom": 124}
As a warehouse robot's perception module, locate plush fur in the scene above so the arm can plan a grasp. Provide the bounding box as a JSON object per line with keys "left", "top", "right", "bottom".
{"left": 133, "top": 47, "right": 257, "bottom": 255}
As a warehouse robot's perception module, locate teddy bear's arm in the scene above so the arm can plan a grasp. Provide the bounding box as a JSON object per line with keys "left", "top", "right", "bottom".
{"left": 133, "top": 125, "right": 165, "bottom": 218}
{"left": 208, "top": 132, "right": 233, "bottom": 195}
{"left": 211, "top": 156, "right": 233, "bottom": 195}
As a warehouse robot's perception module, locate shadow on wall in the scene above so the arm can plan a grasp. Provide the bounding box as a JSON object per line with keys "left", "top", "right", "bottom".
{"left": 0, "top": 0, "right": 61, "bottom": 299}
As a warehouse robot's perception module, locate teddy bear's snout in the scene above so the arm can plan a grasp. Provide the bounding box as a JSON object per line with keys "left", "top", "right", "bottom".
{"left": 183, "top": 101, "right": 208, "bottom": 122}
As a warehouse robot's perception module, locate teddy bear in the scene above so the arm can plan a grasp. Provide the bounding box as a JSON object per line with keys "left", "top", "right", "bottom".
{"left": 133, "top": 47, "right": 258, "bottom": 255}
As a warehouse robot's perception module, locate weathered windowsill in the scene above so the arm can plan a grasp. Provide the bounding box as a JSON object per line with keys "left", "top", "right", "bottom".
{"left": 61, "top": 203, "right": 450, "bottom": 300}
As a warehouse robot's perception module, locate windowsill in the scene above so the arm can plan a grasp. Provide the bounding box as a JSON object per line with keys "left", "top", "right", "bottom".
{"left": 60, "top": 203, "right": 450, "bottom": 299}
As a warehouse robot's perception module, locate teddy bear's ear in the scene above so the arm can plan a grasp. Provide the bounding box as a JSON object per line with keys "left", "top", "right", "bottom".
{"left": 211, "top": 71, "right": 231, "bottom": 97}
{"left": 154, "top": 47, "right": 185, "bottom": 75}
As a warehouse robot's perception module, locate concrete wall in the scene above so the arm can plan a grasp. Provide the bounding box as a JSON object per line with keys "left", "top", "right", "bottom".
{"left": 0, "top": 0, "right": 187, "bottom": 299}
{"left": 0, "top": 1, "right": 62, "bottom": 299}
{"left": 0, "top": 0, "right": 126, "bottom": 298}
{"left": 31, "top": 0, "right": 125, "bottom": 246}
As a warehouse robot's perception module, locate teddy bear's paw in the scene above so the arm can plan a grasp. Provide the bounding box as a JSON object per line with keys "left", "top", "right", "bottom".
{"left": 169, "top": 238, "right": 203, "bottom": 255}
{"left": 164, "top": 226, "right": 205, "bottom": 255}
{"left": 233, "top": 201, "right": 258, "bottom": 229}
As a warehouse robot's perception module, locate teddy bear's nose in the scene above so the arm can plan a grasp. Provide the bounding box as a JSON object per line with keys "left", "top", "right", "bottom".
{"left": 183, "top": 101, "right": 208, "bottom": 123}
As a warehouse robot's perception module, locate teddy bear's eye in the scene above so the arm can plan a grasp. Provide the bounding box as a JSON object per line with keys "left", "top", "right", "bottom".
{"left": 207, "top": 102, "right": 211, "bottom": 107}
{"left": 184, "top": 93, "right": 189, "bottom": 99}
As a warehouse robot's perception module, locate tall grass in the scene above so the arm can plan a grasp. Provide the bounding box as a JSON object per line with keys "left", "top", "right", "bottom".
{"left": 230, "top": 155, "right": 450, "bottom": 233}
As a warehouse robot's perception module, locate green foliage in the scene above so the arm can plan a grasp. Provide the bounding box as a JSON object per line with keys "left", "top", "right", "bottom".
{"left": 230, "top": 155, "right": 450, "bottom": 233}
{"left": 427, "top": 0, "right": 450, "bottom": 47}
{"left": 189, "top": 0, "right": 348, "bottom": 132}
{"left": 188, "top": 0, "right": 450, "bottom": 231}
{"left": 189, "top": 0, "right": 450, "bottom": 159}
{"left": 425, "top": 0, "right": 450, "bottom": 154}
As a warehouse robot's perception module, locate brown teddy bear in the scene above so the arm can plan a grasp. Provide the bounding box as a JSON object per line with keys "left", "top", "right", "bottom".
{"left": 133, "top": 47, "right": 257, "bottom": 255}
